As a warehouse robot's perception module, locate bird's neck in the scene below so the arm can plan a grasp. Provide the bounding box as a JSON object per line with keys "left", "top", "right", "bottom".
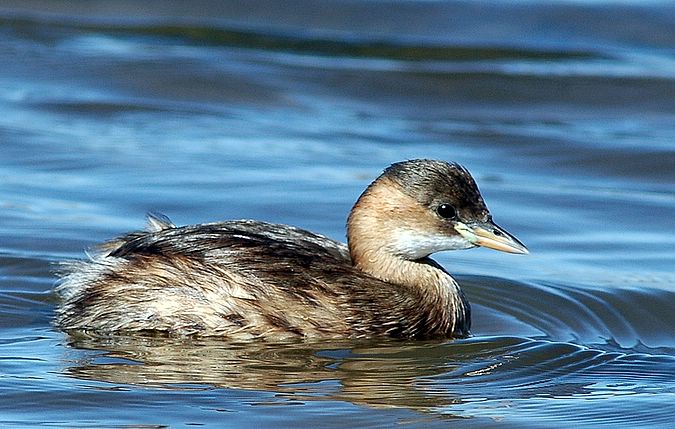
{"left": 353, "top": 246, "right": 470, "bottom": 336}
{"left": 347, "top": 179, "right": 470, "bottom": 336}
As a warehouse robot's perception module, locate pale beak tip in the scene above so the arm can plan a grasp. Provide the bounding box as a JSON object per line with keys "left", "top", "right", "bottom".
{"left": 515, "top": 246, "right": 530, "bottom": 255}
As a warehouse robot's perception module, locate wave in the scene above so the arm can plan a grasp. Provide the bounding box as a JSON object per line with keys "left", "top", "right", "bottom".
{"left": 461, "top": 275, "right": 675, "bottom": 353}
{"left": 0, "top": 14, "right": 602, "bottom": 62}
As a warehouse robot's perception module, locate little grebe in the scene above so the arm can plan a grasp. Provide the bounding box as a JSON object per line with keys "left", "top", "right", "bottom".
{"left": 55, "top": 159, "right": 527, "bottom": 339}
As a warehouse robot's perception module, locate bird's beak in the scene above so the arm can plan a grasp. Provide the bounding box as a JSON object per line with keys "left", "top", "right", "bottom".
{"left": 454, "top": 220, "right": 529, "bottom": 255}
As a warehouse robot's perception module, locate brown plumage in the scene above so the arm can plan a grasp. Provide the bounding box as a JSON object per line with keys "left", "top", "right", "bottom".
{"left": 55, "top": 159, "right": 527, "bottom": 339}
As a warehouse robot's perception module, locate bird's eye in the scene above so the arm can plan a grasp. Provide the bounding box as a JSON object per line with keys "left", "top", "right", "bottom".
{"left": 436, "top": 203, "right": 457, "bottom": 219}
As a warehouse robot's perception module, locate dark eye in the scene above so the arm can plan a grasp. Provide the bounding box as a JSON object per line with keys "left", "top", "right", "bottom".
{"left": 436, "top": 203, "right": 457, "bottom": 219}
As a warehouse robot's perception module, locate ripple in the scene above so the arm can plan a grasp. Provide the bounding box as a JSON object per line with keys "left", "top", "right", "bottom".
{"left": 462, "top": 275, "right": 675, "bottom": 352}
{"left": 0, "top": 14, "right": 601, "bottom": 63}
{"left": 426, "top": 337, "right": 675, "bottom": 425}
{"left": 46, "top": 332, "right": 675, "bottom": 427}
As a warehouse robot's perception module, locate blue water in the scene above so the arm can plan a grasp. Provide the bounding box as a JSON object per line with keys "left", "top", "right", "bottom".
{"left": 1, "top": 0, "right": 674, "bottom": 427}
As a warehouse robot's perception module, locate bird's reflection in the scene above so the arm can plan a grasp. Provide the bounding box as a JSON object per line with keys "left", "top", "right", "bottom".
{"left": 62, "top": 333, "right": 465, "bottom": 412}
{"left": 61, "top": 332, "right": 595, "bottom": 415}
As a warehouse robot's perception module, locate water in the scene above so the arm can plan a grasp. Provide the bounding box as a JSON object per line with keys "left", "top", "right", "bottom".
{"left": 1, "top": 0, "right": 674, "bottom": 427}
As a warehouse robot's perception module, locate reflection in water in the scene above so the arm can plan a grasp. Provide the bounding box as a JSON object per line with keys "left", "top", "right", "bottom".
{"left": 62, "top": 329, "right": 675, "bottom": 420}
{"left": 64, "top": 334, "right": 465, "bottom": 412}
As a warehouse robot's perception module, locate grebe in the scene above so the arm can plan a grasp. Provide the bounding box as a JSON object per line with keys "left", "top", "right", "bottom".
{"left": 55, "top": 159, "right": 527, "bottom": 339}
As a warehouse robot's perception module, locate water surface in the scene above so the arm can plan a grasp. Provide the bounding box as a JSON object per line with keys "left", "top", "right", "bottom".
{"left": 1, "top": 1, "right": 674, "bottom": 427}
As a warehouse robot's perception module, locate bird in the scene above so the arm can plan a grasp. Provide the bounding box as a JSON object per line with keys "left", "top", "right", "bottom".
{"left": 55, "top": 159, "right": 527, "bottom": 340}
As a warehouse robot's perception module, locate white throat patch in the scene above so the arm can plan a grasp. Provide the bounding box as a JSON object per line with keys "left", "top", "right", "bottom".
{"left": 387, "top": 228, "right": 474, "bottom": 259}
